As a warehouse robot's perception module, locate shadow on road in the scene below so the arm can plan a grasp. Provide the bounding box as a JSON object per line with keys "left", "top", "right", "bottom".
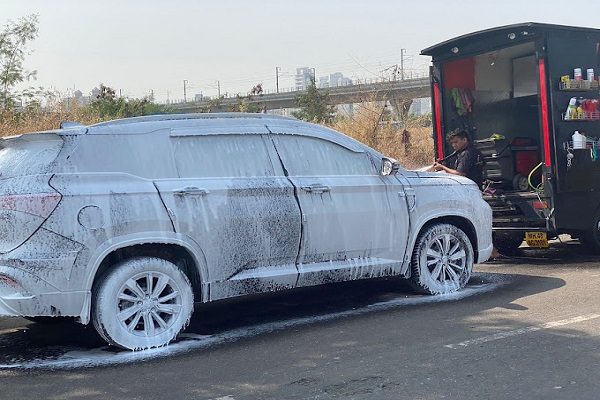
{"left": 489, "top": 236, "right": 600, "bottom": 266}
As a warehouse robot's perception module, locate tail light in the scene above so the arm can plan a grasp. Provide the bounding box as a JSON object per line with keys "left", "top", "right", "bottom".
{"left": 0, "top": 192, "right": 61, "bottom": 253}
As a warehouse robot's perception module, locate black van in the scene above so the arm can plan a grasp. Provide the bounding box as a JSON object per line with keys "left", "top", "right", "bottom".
{"left": 422, "top": 22, "right": 600, "bottom": 254}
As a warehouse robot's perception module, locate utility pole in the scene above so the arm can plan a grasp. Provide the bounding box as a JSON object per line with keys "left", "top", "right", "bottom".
{"left": 400, "top": 48, "right": 406, "bottom": 80}
{"left": 276, "top": 67, "right": 280, "bottom": 93}
{"left": 217, "top": 81, "right": 221, "bottom": 98}
{"left": 183, "top": 80, "right": 188, "bottom": 102}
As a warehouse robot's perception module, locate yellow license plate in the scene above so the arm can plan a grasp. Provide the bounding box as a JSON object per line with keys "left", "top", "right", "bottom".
{"left": 525, "top": 231, "right": 548, "bottom": 247}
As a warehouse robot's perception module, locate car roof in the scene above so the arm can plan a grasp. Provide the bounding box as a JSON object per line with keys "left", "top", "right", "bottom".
{"left": 56, "top": 112, "right": 371, "bottom": 153}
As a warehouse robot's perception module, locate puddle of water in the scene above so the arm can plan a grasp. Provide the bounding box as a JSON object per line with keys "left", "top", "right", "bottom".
{"left": 0, "top": 272, "right": 510, "bottom": 370}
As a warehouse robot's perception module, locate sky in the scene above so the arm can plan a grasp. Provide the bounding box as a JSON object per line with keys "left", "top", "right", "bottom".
{"left": 2, "top": 0, "right": 599, "bottom": 103}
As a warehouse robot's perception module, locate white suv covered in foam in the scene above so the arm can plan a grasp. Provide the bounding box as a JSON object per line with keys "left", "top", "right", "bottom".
{"left": 0, "top": 113, "right": 492, "bottom": 349}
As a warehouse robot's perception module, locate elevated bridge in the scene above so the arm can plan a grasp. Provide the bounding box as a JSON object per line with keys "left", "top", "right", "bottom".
{"left": 170, "top": 77, "right": 431, "bottom": 113}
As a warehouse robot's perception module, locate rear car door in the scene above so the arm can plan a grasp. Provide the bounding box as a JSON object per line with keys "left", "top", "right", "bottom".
{"left": 269, "top": 133, "right": 410, "bottom": 285}
{"left": 154, "top": 132, "right": 301, "bottom": 298}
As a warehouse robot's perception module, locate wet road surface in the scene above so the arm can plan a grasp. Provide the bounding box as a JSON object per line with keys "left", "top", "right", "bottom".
{"left": 1, "top": 238, "right": 599, "bottom": 399}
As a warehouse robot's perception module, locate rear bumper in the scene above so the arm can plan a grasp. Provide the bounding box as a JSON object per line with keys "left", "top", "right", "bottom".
{"left": 0, "top": 266, "right": 88, "bottom": 319}
{"left": 484, "top": 191, "right": 552, "bottom": 233}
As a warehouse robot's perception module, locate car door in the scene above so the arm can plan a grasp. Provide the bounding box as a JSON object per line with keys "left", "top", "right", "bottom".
{"left": 269, "top": 132, "right": 410, "bottom": 286}
{"left": 154, "top": 132, "right": 301, "bottom": 300}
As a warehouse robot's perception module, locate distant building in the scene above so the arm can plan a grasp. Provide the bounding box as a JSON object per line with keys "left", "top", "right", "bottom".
{"left": 295, "top": 67, "right": 314, "bottom": 91}
{"left": 91, "top": 87, "right": 101, "bottom": 99}
{"left": 409, "top": 97, "right": 432, "bottom": 116}
{"left": 318, "top": 76, "right": 330, "bottom": 88}
{"left": 318, "top": 72, "right": 353, "bottom": 89}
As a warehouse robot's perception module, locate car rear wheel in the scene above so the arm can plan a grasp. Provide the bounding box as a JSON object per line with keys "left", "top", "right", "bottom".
{"left": 92, "top": 257, "right": 194, "bottom": 350}
{"left": 408, "top": 223, "right": 473, "bottom": 294}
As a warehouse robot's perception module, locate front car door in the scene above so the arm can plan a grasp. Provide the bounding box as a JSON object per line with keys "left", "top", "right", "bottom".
{"left": 269, "top": 131, "right": 410, "bottom": 286}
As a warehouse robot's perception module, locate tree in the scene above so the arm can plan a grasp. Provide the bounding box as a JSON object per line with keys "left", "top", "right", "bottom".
{"left": 0, "top": 14, "right": 39, "bottom": 109}
{"left": 86, "top": 84, "right": 173, "bottom": 119}
{"left": 292, "top": 77, "right": 335, "bottom": 124}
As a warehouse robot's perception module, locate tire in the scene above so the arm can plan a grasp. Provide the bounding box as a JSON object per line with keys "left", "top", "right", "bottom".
{"left": 408, "top": 223, "right": 474, "bottom": 295}
{"left": 579, "top": 213, "right": 600, "bottom": 254}
{"left": 512, "top": 174, "right": 529, "bottom": 192}
{"left": 493, "top": 232, "right": 524, "bottom": 256}
{"left": 92, "top": 257, "right": 194, "bottom": 350}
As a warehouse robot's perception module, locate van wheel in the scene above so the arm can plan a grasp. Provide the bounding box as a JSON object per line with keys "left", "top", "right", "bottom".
{"left": 579, "top": 214, "right": 600, "bottom": 254}
{"left": 408, "top": 223, "right": 473, "bottom": 294}
{"left": 493, "top": 232, "right": 523, "bottom": 256}
{"left": 92, "top": 257, "right": 194, "bottom": 350}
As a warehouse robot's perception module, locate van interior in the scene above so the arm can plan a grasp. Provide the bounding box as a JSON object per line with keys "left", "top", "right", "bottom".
{"left": 442, "top": 41, "right": 542, "bottom": 192}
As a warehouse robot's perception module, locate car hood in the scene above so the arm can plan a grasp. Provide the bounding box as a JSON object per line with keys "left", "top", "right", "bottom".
{"left": 412, "top": 171, "right": 479, "bottom": 186}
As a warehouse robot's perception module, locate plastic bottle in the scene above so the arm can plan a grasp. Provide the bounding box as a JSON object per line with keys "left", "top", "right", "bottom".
{"left": 565, "top": 97, "right": 577, "bottom": 119}
{"left": 572, "top": 130, "right": 586, "bottom": 149}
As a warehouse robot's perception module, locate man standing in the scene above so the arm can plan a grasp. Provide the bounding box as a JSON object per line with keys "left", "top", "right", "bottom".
{"left": 432, "top": 129, "right": 484, "bottom": 189}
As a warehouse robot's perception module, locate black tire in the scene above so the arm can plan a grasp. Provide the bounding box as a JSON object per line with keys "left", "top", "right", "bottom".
{"left": 512, "top": 174, "right": 529, "bottom": 191}
{"left": 493, "top": 232, "right": 524, "bottom": 256}
{"left": 408, "top": 223, "right": 474, "bottom": 294}
{"left": 579, "top": 213, "right": 600, "bottom": 254}
{"left": 92, "top": 257, "right": 194, "bottom": 350}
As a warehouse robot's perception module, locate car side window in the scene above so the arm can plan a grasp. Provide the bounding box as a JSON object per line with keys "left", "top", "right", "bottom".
{"left": 272, "top": 135, "right": 377, "bottom": 176}
{"left": 66, "top": 134, "right": 178, "bottom": 178}
{"left": 172, "top": 134, "right": 276, "bottom": 178}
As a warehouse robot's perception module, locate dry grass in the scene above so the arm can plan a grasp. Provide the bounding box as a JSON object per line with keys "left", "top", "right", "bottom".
{"left": 0, "top": 99, "right": 103, "bottom": 137}
{"left": 328, "top": 101, "right": 434, "bottom": 170}
{"left": 0, "top": 98, "right": 435, "bottom": 169}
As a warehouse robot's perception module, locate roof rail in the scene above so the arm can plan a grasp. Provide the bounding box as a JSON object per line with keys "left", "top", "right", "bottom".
{"left": 60, "top": 120, "right": 86, "bottom": 129}
{"left": 89, "top": 112, "right": 295, "bottom": 127}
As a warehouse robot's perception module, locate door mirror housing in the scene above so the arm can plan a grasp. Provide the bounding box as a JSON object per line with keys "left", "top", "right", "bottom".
{"left": 381, "top": 157, "right": 400, "bottom": 176}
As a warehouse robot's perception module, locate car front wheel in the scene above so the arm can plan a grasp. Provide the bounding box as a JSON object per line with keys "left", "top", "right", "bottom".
{"left": 408, "top": 223, "right": 474, "bottom": 294}
{"left": 92, "top": 257, "right": 194, "bottom": 350}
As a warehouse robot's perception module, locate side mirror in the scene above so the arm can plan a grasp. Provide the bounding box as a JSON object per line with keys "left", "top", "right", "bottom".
{"left": 381, "top": 157, "right": 400, "bottom": 176}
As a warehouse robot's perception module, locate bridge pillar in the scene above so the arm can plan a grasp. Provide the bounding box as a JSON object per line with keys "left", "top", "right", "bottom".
{"left": 389, "top": 98, "right": 413, "bottom": 122}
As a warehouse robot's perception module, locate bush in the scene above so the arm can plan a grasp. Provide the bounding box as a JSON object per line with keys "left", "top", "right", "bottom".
{"left": 327, "top": 102, "right": 434, "bottom": 170}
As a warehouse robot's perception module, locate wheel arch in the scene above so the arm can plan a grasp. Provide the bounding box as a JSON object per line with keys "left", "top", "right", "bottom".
{"left": 92, "top": 243, "right": 203, "bottom": 297}
{"left": 411, "top": 215, "right": 479, "bottom": 258}
{"left": 80, "top": 234, "right": 209, "bottom": 324}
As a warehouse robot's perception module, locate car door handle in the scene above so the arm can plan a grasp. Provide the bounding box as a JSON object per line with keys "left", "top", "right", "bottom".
{"left": 301, "top": 184, "right": 331, "bottom": 194}
{"left": 173, "top": 186, "right": 210, "bottom": 196}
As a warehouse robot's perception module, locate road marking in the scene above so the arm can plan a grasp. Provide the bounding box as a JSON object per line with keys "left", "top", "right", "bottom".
{"left": 0, "top": 327, "right": 24, "bottom": 335}
{"left": 445, "top": 314, "right": 600, "bottom": 349}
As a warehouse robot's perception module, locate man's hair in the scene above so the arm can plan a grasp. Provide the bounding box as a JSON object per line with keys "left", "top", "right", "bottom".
{"left": 446, "top": 129, "right": 469, "bottom": 141}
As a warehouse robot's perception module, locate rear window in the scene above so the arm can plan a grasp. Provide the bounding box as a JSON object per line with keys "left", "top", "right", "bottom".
{"left": 0, "top": 134, "right": 63, "bottom": 178}
{"left": 66, "top": 134, "right": 178, "bottom": 178}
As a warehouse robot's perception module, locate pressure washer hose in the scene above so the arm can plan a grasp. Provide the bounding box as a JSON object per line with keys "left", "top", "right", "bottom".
{"left": 528, "top": 162, "right": 544, "bottom": 192}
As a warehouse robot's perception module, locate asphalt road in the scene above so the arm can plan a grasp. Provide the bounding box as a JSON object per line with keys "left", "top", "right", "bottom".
{"left": 1, "top": 240, "right": 599, "bottom": 400}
